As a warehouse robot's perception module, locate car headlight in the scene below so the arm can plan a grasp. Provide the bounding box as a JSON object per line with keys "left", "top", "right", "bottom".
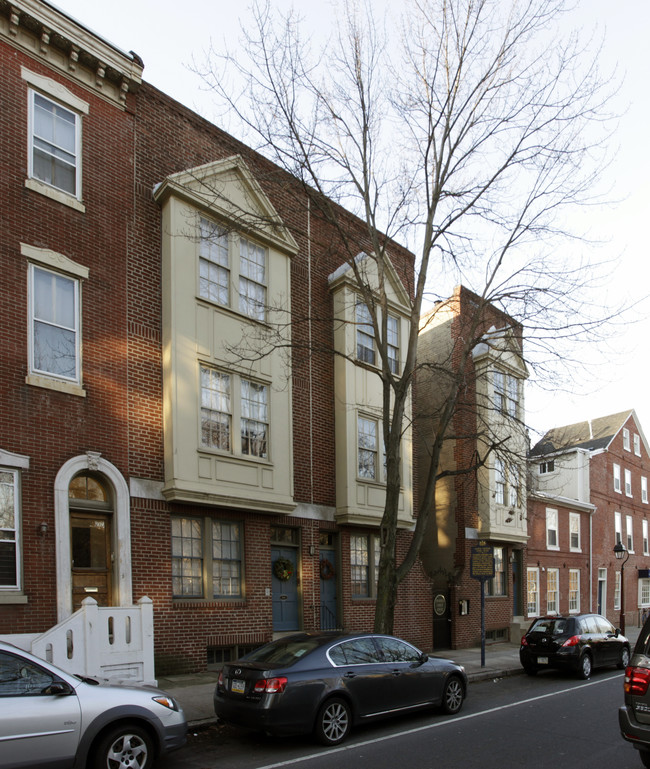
{"left": 152, "top": 695, "right": 180, "bottom": 711}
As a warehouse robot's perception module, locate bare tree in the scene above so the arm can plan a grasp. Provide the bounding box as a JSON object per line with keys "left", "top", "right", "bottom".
{"left": 197, "top": 0, "right": 617, "bottom": 632}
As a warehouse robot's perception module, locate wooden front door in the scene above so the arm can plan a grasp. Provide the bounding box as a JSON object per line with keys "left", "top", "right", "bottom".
{"left": 71, "top": 513, "right": 112, "bottom": 610}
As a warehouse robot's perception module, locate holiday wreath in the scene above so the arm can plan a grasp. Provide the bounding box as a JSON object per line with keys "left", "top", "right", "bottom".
{"left": 273, "top": 557, "right": 294, "bottom": 581}
{"left": 319, "top": 558, "right": 335, "bottom": 580}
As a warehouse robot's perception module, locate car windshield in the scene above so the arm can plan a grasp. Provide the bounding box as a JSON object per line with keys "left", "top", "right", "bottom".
{"left": 242, "top": 638, "right": 323, "bottom": 667}
{"left": 529, "top": 618, "right": 568, "bottom": 635}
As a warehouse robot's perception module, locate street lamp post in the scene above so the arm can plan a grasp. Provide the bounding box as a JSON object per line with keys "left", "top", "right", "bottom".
{"left": 614, "top": 541, "right": 630, "bottom": 634}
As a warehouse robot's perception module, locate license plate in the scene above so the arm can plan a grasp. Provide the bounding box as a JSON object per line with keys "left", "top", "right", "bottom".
{"left": 537, "top": 656, "right": 549, "bottom": 665}
{"left": 231, "top": 678, "right": 245, "bottom": 694}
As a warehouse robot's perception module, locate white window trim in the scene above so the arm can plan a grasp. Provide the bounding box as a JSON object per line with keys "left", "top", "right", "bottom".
{"left": 547, "top": 567, "right": 560, "bottom": 615}
{"left": 22, "top": 68, "right": 88, "bottom": 211}
{"left": 625, "top": 468, "right": 633, "bottom": 497}
{"left": 615, "top": 511, "right": 622, "bottom": 545}
{"left": 568, "top": 569, "right": 580, "bottom": 614}
{"left": 569, "top": 512, "right": 581, "bottom": 552}
{"left": 0, "top": 449, "right": 30, "bottom": 603}
{"left": 627, "top": 514, "right": 635, "bottom": 553}
{"left": 643, "top": 477, "right": 648, "bottom": 505}
{"left": 614, "top": 570, "right": 621, "bottom": 611}
{"left": 643, "top": 519, "right": 649, "bottom": 556}
{"left": 22, "top": 244, "right": 88, "bottom": 396}
{"left": 623, "top": 428, "right": 631, "bottom": 451}
{"left": 634, "top": 433, "right": 642, "bottom": 457}
{"left": 527, "top": 567, "right": 540, "bottom": 617}
{"left": 546, "top": 507, "right": 559, "bottom": 551}
{"left": 613, "top": 463, "right": 622, "bottom": 494}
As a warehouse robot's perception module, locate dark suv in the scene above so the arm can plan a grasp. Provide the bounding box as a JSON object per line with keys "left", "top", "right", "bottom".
{"left": 620, "top": 616, "right": 650, "bottom": 767}
{"left": 520, "top": 613, "right": 630, "bottom": 679}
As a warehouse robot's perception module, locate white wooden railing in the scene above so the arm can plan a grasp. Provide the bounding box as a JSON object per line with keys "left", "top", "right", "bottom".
{"left": 1, "top": 596, "right": 155, "bottom": 685}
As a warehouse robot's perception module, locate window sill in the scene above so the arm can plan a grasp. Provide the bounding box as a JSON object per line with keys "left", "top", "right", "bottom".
{"left": 26, "top": 374, "right": 86, "bottom": 397}
{"left": 172, "top": 598, "right": 246, "bottom": 608}
{"left": 0, "top": 593, "right": 28, "bottom": 604}
{"left": 25, "top": 178, "right": 86, "bottom": 213}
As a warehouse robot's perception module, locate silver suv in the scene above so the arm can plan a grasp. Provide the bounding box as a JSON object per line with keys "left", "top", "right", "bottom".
{"left": 0, "top": 640, "right": 186, "bottom": 769}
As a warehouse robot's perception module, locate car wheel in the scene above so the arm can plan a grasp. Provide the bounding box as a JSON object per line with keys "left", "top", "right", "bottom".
{"left": 314, "top": 697, "right": 351, "bottom": 746}
{"left": 640, "top": 749, "right": 650, "bottom": 769}
{"left": 441, "top": 675, "right": 465, "bottom": 714}
{"left": 618, "top": 646, "right": 631, "bottom": 670}
{"left": 92, "top": 724, "right": 154, "bottom": 769}
{"left": 523, "top": 664, "right": 538, "bottom": 676}
{"left": 577, "top": 652, "right": 592, "bottom": 680}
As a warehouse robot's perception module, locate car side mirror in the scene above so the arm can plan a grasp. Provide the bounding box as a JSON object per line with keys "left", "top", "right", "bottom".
{"left": 615, "top": 628, "right": 621, "bottom": 637}
{"left": 42, "top": 681, "right": 73, "bottom": 696}
{"left": 419, "top": 653, "right": 429, "bottom": 664}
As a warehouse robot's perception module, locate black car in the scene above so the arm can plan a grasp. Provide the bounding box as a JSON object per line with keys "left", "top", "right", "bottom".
{"left": 214, "top": 631, "right": 467, "bottom": 745}
{"left": 520, "top": 613, "right": 630, "bottom": 679}
{"left": 620, "top": 614, "right": 650, "bottom": 767}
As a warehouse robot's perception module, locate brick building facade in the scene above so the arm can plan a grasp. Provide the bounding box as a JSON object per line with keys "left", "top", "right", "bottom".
{"left": 528, "top": 410, "right": 650, "bottom": 634}
{"left": 0, "top": 0, "right": 432, "bottom": 675}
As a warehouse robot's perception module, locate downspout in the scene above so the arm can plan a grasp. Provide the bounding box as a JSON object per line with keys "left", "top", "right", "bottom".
{"left": 590, "top": 507, "right": 596, "bottom": 612}
{"left": 307, "top": 197, "right": 314, "bottom": 503}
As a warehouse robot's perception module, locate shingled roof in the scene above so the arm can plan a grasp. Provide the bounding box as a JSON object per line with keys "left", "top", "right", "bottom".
{"left": 530, "top": 410, "right": 634, "bottom": 457}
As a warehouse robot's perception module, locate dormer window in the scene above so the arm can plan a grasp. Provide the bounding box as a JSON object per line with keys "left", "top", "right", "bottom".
{"left": 623, "top": 428, "right": 631, "bottom": 451}
{"left": 539, "top": 460, "right": 554, "bottom": 475}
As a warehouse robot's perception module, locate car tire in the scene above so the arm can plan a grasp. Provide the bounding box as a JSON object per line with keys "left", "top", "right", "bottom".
{"left": 314, "top": 697, "right": 351, "bottom": 746}
{"left": 577, "top": 652, "right": 592, "bottom": 680}
{"left": 441, "top": 675, "right": 465, "bottom": 714}
{"left": 523, "top": 664, "right": 538, "bottom": 676}
{"left": 640, "top": 749, "right": 650, "bottom": 769}
{"left": 92, "top": 724, "right": 154, "bottom": 769}
{"left": 618, "top": 646, "right": 631, "bottom": 670}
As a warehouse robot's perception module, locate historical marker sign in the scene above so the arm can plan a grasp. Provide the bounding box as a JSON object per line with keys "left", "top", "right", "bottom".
{"left": 470, "top": 541, "right": 495, "bottom": 581}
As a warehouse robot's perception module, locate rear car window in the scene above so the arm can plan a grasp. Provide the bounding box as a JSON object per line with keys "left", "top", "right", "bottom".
{"left": 243, "top": 638, "right": 322, "bottom": 666}
{"left": 530, "top": 618, "right": 568, "bottom": 635}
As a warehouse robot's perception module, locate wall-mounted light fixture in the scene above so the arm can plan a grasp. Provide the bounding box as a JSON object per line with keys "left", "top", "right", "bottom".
{"left": 38, "top": 522, "right": 48, "bottom": 536}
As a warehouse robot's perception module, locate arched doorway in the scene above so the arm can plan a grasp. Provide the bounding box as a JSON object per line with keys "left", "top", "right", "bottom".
{"left": 69, "top": 474, "right": 113, "bottom": 610}
{"left": 55, "top": 453, "right": 131, "bottom": 621}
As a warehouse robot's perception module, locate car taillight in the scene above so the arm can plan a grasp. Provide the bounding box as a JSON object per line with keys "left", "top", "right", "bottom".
{"left": 253, "top": 677, "right": 288, "bottom": 694}
{"left": 521, "top": 636, "right": 528, "bottom": 646}
{"left": 218, "top": 671, "right": 224, "bottom": 687}
{"left": 625, "top": 666, "right": 650, "bottom": 696}
{"left": 562, "top": 635, "right": 581, "bottom": 648}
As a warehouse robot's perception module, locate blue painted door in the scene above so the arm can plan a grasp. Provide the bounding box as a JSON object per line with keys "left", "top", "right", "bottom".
{"left": 271, "top": 547, "right": 299, "bottom": 631}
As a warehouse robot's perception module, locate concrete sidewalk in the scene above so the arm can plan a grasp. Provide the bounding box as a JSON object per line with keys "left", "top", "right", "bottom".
{"left": 158, "top": 624, "right": 642, "bottom": 728}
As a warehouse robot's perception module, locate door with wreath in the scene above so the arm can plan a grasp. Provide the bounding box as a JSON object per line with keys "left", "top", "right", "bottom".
{"left": 271, "top": 546, "right": 299, "bottom": 631}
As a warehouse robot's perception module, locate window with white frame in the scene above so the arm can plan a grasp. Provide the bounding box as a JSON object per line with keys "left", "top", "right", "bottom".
{"left": 493, "top": 371, "right": 505, "bottom": 412}
{"left": 539, "top": 460, "right": 555, "bottom": 474}
{"left": 199, "top": 217, "right": 229, "bottom": 306}
{"left": 239, "top": 238, "right": 267, "bottom": 321}
{"left": 627, "top": 515, "right": 634, "bottom": 552}
{"left": 546, "top": 508, "right": 559, "bottom": 549}
{"left": 387, "top": 315, "right": 399, "bottom": 374}
{"left": 357, "top": 416, "right": 378, "bottom": 480}
{"left": 200, "top": 366, "right": 268, "bottom": 459}
{"left": 495, "top": 458, "right": 506, "bottom": 505}
{"left": 29, "top": 264, "right": 80, "bottom": 383}
{"left": 494, "top": 371, "right": 519, "bottom": 416}
{"left": 640, "top": 578, "right": 650, "bottom": 609}
{"left": 508, "top": 465, "right": 519, "bottom": 507}
{"left": 623, "top": 428, "right": 631, "bottom": 451}
{"left": 643, "top": 477, "right": 648, "bottom": 504}
{"left": 0, "top": 470, "right": 20, "bottom": 591}
{"left": 635, "top": 433, "right": 642, "bottom": 457}
{"left": 28, "top": 90, "right": 81, "bottom": 198}
{"left": 547, "top": 568, "right": 559, "bottom": 614}
{"left": 356, "top": 302, "right": 375, "bottom": 365}
{"left": 568, "top": 569, "right": 580, "bottom": 613}
{"left": 200, "top": 367, "right": 231, "bottom": 451}
{"left": 569, "top": 512, "right": 581, "bottom": 551}
{"left": 171, "top": 516, "right": 243, "bottom": 599}
{"left": 506, "top": 376, "right": 518, "bottom": 417}
{"left": 614, "top": 570, "right": 621, "bottom": 610}
{"left": 240, "top": 380, "right": 268, "bottom": 458}
{"left": 644, "top": 519, "right": 649, "bottom": 556}
{"left": 527, "top": 568, "right": 539, "bottom": 616}
{"left": 614, "top": 463, "right": 622, "bottom": 493}
{"left": 615, "top": 511, "right": 622, "bottom": 545}
{"left": 198, "top": 218, "right": 267, "bottom": 321}
{"left": 350, "top": 534, "right": 380, "bottom": 597}
{"left": 625, "top": 468, "right": 633, "bottom": 497}
{"left": 485, "top": 547, "right": 506, "bottom": 596}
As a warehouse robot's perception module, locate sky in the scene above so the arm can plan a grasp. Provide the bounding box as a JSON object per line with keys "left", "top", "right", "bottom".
{"left": 49, "top": 0, "right": 650, "bottom": 440}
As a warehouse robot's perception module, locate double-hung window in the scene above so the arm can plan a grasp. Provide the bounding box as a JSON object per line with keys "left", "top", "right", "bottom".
{"left": 568, "top": 570, "right": 580, "bottom": 613}
{"left": 547, "top": 568, "right": 559, "bottom": 614}
{"left": 635, "top": 433, "right": 642, "bottom": 457}
{"left": 171, "top": 516, "right": 243, "bottom": 599}
{"left": 241, "top": 380, "right": 268, "bottom": 458}
{"left": 613, "top": 464, "right": 622, "bottom": 493}
{"left": 627, "top": 515, "right": 634, "bottom": 552}
{"left": 200, "top": 367, "right": 231, "bottom": 451}
{"left": 356, "top": 302, "right": 375, "bottom": 365}
{"left": 350, "top": 534, "right": 380, "bottom": 597}
{"left": 569, "top": 513, "right": 581, "bottom": 551}
{"left": 199, "top": 218, "right": 229, "bottom": 306}
{"left": 644, "top": 519, "right": 649, "bottom": 556}
{"left": 239, "top": 238, "right": 266, "bottom": 321}
{"left": 643, "top": 477, "right": 648, "bottom": 504}
{"left": 485, "top": 547, "right": 506, "bottom": 596}
{"left": 494, "top": 458, "right": 506, "bottom": 505}
{"left": 546, "top": 508, "right": 559, "bottom": 549}
{"left": 527, "top": 568, "right": 539, "bottom": 616}
{"left": 357, "top": 416, "right": 378, "bottom": 480}
{"left": 29, "top": 91, "right": 80, "bottom": 197}
{"left": 539, "top": 460, "right": 555, "bottom": 474}
{"left": 387, "top": 315, "right": 399, "bottom": 374}
{"left": 625, "top": 469, "right": 633, "bottom": 497}
{"left": 0, "top": 470, "right": 20, "bottom": 591}
{"left": 623, "top": 428, "right": 631, "bottom": 451}
{"left": 508, "top": 465, "right": 519, "bottom": 507}
{"left": 615, "top": 511, "right": 622, "bottom": 545}
{"left": 29, "top": 264, "right": 80, "bottom": 383}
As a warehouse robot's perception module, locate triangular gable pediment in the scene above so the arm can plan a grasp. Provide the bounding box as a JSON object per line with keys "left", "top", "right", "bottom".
{"left": 328, "top": 251, "right": 411, "bottom": 312}
{"left": 153, "top": 155, "right": 299, "bottom": 256}
{"left": 472, "top": 325, "right": 528, "bottom": 378}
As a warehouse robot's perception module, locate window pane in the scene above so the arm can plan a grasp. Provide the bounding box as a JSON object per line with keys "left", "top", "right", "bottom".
{"left": 32, "top": 93, "right": 77, "bottom": 195}
{"left": 239, "top": 239, "right": 266, "bottom": 320}
{"left": 171, "top": 518, "right": 203, "bottom": 597}
{"left": 212, "top": 521, "right": 242, "bottom": 597}
{"left": 241, "top": 381, "right": 268, "bottom": 457}
{"left": 200, "top": 368, "right": 231, "bottom": 450}
{"left": 350, "top": 535, "right": 369, "bottom": 596}
{"left": 358, "top": 418, "right": 377, "bottom": 479}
